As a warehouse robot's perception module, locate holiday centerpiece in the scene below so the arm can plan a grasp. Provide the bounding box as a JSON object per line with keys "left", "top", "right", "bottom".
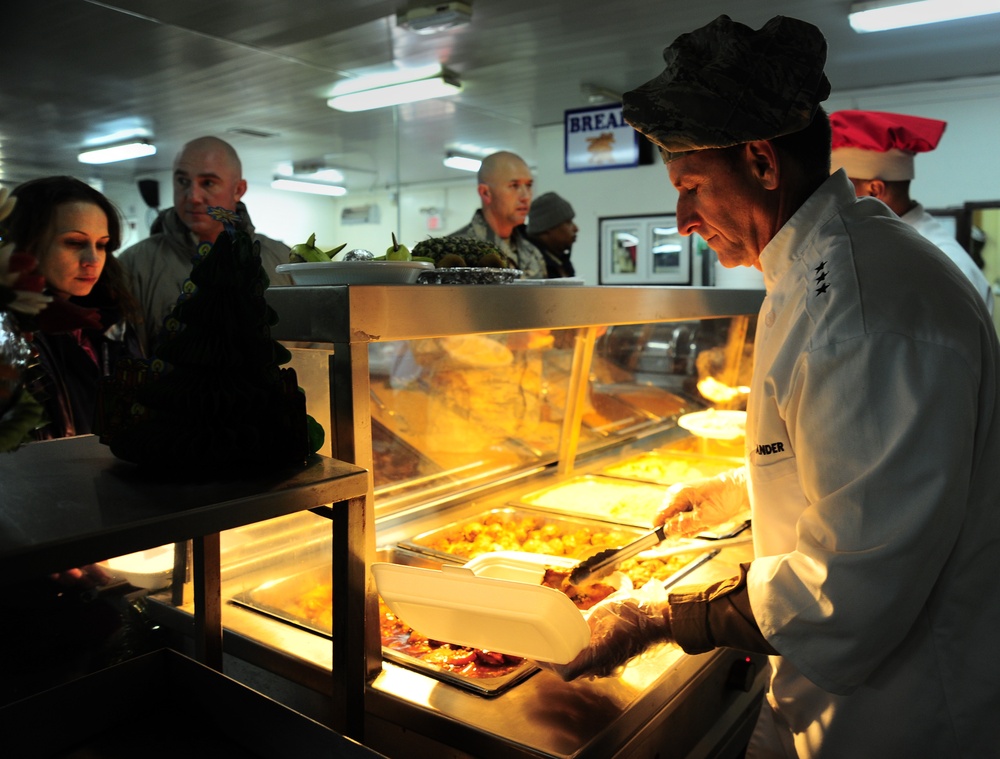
{"left": 99, "top": 207, "right": 322, "bottom": 474}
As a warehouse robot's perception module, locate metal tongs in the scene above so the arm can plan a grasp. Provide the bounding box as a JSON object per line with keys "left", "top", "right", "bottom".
{"left": 568, "top": 527, "right": 752, "bottom": 586}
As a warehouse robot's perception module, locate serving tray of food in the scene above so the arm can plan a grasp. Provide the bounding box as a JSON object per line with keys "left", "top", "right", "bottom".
{"left": 397, "top": 506, "right": 712, "bottom": 590}
{"left": 515, "top": 475, "right": 672, "bottom": 528}
{"left": 600, "top": 450, "right": 742, "bottom": 488}
{"left": 229, "top": 564, "right": 538, "bottom": 696}
{"left": 398, "top": 507, "right": 646, "bottom": 562}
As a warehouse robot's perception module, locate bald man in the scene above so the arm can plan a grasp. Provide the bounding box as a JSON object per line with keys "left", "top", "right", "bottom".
{"left": 448, "top": 150, "right": 546, "bottom": 278}
{"left": 118, "top": 136, "right": 293, "bottom": 352}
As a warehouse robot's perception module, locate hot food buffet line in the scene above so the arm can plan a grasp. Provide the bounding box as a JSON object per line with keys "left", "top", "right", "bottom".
{"left": 141, "top": 284, "right": 769, "bottom": 759}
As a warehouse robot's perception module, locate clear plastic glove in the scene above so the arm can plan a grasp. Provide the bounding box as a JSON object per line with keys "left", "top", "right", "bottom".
{"left": 546, "top": 584, "right": 673, "bottom": 681}
{"left": 654, "top": 467, "right": 749, "bottom": 536}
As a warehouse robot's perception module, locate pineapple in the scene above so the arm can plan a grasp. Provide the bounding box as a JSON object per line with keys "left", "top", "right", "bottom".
{"left": 412, "top": 237, "right": 516, "bottom": 269}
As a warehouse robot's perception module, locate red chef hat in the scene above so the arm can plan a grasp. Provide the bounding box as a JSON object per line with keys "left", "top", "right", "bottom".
{"left": 830, "top": 110, "right": 947, "bottom": 181}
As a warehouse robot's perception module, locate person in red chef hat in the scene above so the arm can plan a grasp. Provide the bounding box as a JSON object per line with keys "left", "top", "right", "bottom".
{"left": 831, "top": 110, "right": 993, "bottom": 313}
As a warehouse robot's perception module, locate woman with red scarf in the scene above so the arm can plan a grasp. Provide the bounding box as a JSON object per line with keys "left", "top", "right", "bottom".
{"left": 4, "top": 175, "right": 143, "bottom": 440}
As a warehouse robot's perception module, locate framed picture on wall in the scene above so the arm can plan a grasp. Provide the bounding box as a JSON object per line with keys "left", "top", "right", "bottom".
{"left": 599, "top": 214, "right": 691, "bottom": 285}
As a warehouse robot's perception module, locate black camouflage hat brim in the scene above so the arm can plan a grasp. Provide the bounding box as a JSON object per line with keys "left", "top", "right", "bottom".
{"left": 623, "top": 15, "right": 831, "bottom": 160}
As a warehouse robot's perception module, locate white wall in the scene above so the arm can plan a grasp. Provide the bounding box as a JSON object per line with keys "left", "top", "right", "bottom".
{"left": 104, "top": 170, "right": 342, "bottom": 255}
{"left": 103, "top": 74, "right": 1000, "bottom": 286}
{"left": 825, "top": 76, "right": 1000, "bottom": 208}
{"left": 311, "top": 180, "right": 482, "bottom": 257}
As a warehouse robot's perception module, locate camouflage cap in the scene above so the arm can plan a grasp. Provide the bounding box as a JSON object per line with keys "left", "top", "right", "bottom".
{"left": 623, "top": 15, "right": 831, "bottom": 161}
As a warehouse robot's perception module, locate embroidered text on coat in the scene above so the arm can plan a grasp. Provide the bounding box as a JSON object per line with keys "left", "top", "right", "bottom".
{"left": 756, "top": 442, "right": 785, "bottom": 455}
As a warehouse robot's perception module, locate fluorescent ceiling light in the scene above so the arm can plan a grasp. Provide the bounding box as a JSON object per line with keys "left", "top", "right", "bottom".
{"left": 849, "top": 0, "right": 1000, "bottom": 32}
{"left": 327, "top": 69, "right": 461, "bottom": 112}
{"left": 309, "top": 168, "right": 345, "bottom": 183}
{"left": 443, "top": 153, "right": 481, "bottom": 172}
{"left": 271, "top": 177, "right": 347, "bottom": 197}
{"left": 580, "top": 82, "right": 622, "bottom": 104}
{"left": 78, "top": 140, "right": 156, "bottom": 164}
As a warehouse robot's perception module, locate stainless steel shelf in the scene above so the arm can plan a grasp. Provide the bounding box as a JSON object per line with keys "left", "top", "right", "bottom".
{"left": 0, "top": 435, "right": 367, "bottom": 581}
{"left": 0, "top": 434, "right": 370, "bottom": 735}
{"left": 266, "top": 284, "right": 765, "bottom": 343}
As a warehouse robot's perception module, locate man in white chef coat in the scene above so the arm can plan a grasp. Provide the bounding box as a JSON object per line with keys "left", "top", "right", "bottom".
{"left": 550, "top": 14, "right": 1000, "bottom": 758}
{"left": 830, "top": 109, "right": 994, "bottom": 314}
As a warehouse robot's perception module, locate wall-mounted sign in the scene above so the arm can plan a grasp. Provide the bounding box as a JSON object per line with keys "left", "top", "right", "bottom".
{"left": 564, "top": 104, "right": 652, "bottom": 173}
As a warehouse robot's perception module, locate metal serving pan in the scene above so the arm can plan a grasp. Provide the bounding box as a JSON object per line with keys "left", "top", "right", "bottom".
{"left": 515, "top": 474, "right": 672, "bottom": 528}
{"left": 398, "top": 506, "right": 648, "bottom": 563}
{"left": 600, "top": 449, "right": 742, "bottom": 487}
{"left": 398, "top": 506, "right": 722, "bottom": 592}
{"left": 230, "top": 558, "right": 538, "bottom": 697}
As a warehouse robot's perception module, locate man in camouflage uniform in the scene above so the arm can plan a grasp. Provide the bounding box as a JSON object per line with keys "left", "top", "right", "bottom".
{"left": 448, "top": 151, "right": 546, "bottom": 278}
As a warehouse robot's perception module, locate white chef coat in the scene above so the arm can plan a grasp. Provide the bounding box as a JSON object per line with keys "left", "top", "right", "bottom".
{"left": 901, "top": 203, "right": 994, "bottom": 316}
{"left": 744, "top": 171, "right": 1000, "bottom": 757}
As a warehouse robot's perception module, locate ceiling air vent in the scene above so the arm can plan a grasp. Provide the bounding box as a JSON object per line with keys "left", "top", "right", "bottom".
{"left": 226, "top": 128, "right": 279, "bottom": 139}
{"left": 397, "top": 2, "right": 472, "bottom": 34}
{"left": 341, "top": 205, "right": 381, "bottom": 225}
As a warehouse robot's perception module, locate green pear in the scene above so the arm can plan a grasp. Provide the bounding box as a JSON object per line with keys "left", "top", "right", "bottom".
{"left": 386, "top": 232, "right": 411, "bottom": 261}
{"left": 289, "top": 233, "right": 331, "bottom": 263}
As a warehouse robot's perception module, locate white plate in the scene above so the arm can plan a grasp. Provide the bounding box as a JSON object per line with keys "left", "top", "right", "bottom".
{"left": 677, "top": 409, "right": 747, "bottom": 440}
{"left": 275, "top": 260, "right": 434, "bottom": 285}
{"left": 509, "top": 277, "right": 585, "bottom": 286}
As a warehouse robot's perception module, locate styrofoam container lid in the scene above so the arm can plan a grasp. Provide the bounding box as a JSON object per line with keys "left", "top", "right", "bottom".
{"left": 372, "top": 553, "right": 628, "bottom": 664}
{"left": 99, "top": 543, "right": 175, "bottom": 590}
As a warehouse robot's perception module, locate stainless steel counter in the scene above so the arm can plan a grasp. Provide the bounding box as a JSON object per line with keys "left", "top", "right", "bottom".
{"left": 179, "top": 536, "right": 762, "bottom": 759}
{"left": 202, "top": 283, "right": 768, "bottom": 756}
{"left": 168, "top": 457, "right": 763, "bottom": 759}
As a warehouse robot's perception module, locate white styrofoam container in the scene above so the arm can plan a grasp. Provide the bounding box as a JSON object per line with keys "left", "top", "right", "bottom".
{"left": 99, "top": 543, "right": 175, "bottom": 590}
{"left": 372, "top": 552, "right": 630, "bottom": 665}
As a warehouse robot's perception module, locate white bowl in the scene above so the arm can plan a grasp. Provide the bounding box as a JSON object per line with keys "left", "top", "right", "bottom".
{"left": 509, "top": 277, "right": 585, "bottom": 286}
{"left": 275, "top": 260, "right": 434, "bottom": 285}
